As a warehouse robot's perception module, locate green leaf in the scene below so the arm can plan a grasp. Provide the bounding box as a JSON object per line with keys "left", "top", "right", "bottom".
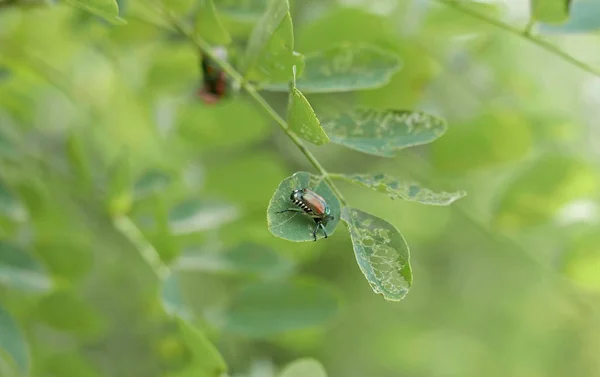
{"left": 175, "top": 243, "right": 293, "bottom": 277}
{"left": 217, "top": 279, "right": 340, "bottom": 337}
{"left": 176, "top": 316, "right": 228, "bottom": 377}
{"left": 267, "top": 171, "right": 341, "bottom": 242}
{"left": 133, "top": 169, "right": 172, "bottom": 200}
{"left": 196, "top": 0, "right": 232, "bottom": 45}
{"left": 64, "top": 0, "right": 123, "bottom": 23}
{"left": 341, "top": 207, "right": 412, "bottom": 301}
{"left": 531, "top": 0, "right": 572, "bottom": 24}
{"left": 321, "top": 109, "right": 447, "bottom": 157}
{"left": 0, "top": 180, "right": 26, "bottom": 222}
{"left": 334, "top": 174, "right": 466, "bottom": 205}
{"left": 36, "top": 290, "right": 105, "bottom": 338}
{"left": 241, "top": 0, "right": 303, "bottom": 82}
{"left": 563, "top": 230, "right": 600, "bottom": 293}
{"left": 106, "top": 153, "right": 132, "bottom": 217}
{"left": 493, "top": 154, "right": 599, "bottom": 230}
{"left": 162, "top": 273, "right": 193, "bottom": 319}
{"left": 0, "top": 304, "right": 29, "bottom": 376}
{"left": 0, "top": 241, "right": 52, "bottom": 293}
{"left": 263, "top": 44, "right": 402, "bottom": 93}
{"left": 538, "top": 0, "right": 600, "bottom": 33}
{"left": 168, "top": 198, "right": 240, "bottom": 235}
{"left": 287, "top": 67, "right": 329, "bottom": 146}
{"left": 278, "top": 358, "right": 328, "bottom": 377}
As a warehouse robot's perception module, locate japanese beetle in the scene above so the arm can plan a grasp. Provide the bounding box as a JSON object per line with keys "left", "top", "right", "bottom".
{"left": 198, "top": 46, "right": 229, "bottom": 104}
{"left": 276, "top": 188, "right": 335, "bottom": 241}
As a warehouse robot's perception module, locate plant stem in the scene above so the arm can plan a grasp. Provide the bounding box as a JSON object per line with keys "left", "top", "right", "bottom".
{"left": 169, "top": 17, "right": 349, "bottom": 207}
{"left": 436, "top": 0, "right": 600, "bottom": 78}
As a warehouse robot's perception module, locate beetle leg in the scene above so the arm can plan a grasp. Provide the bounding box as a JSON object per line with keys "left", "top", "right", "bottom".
{"left": 319, "top": 222, "right": 328, "bottom": 238}
{"left": 276, "top": 208, "right": 303, "bottom": 214}
{"left": 312, "top": 223, "right": 319, "bottom": 241}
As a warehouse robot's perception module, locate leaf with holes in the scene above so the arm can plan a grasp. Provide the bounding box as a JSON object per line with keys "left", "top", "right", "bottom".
{"left": 263, "top": 44, "right": 402, "bottom": 93}
{"left": 0, "top": 304, "right": 29, "bottom": 377}
{"left": 341, "top": 207, "right": 412, "bottom": 301}
{"left": 0, "top": 241, "right": 52, "bottom": 293}
{"left": 241, "top": 0, "right": 304, "bottom": 82}
{"left": 531, "top": 0, "right": 572, "bottom": 24}
{"left": 64, "top": 0, "right": 123, "bottom": 23}
{"left": 196, "top": 0, "right": 232, "bottom": 45}
{"left": 267, "top": 172, "right": 340, "bottom": 242}
{"left": 321, "top": 109, "right": 447, "bottom": 157}
{"left": 334, "top": 173, "right": 466, "bottom": 205}
{"left": 287, "top": 67, "right": 329, "bottom": 146}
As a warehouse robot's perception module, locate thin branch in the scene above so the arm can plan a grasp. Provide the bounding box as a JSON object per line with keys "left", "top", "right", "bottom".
{"left": 167, "top": 14, "right": 349, "bottom": 207}
{"left": 435, "top": 0, "right": 600, "bottom": 78}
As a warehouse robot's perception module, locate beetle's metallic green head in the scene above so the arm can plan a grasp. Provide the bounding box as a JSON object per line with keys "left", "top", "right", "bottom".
{"left": 290, "top": 189, "right": 303, "bottom": 202}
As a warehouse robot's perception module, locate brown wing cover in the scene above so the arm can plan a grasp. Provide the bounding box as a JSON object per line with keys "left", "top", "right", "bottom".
{"left": 302, "top": 189, "right": 327, "bottom": 215}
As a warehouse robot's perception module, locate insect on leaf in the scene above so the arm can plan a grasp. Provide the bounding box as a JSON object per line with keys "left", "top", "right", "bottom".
{"left": 334, "top": 173, "right": 466, "bottom": 205}
{"left": 321, "top": 109, "right": 447, "bottom": 157}
{"left": 341, "top": 207, "right": 412, "bottom": 301}
{"left": 267, "top": 171, "right": 340, "bottom": 242}
{"left": 287, "top": 66, "right": 329, "bottom": 146}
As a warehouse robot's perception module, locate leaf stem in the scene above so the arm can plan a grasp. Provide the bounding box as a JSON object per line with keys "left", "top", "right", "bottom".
{"left": 435, "top": 0, "right": 600, "bottom": 78}
{"left": 168, "top": 16, "right": 349, "bottom": 207}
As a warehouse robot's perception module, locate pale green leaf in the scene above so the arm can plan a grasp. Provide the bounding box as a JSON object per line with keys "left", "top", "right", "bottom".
{"left": 321, "top": 109, "right": 447, "bottom": 157}
{"left": 133, "top": 169, "right": 172, "bottom": 199}
{"left": 278, "top": 358, "right": 328, "bottom": 377}
{"left": 531, "top": 0, "right": 571, "bottom": 24}
{"left": 563, "top": 230, "right": 600, "bottom": 293}
{"left": 217, "top": 279, "right": 340, "bottom": 337}
{"left": 263, "top": 44, "right": 402, "bottom": 93}
{"left": 64, "top": 0, "right": 123, "bottom": 23}
{"left": 539, "top": 0, "right": 600, "bottom": 33}
{"left": 196, "top": 0, "right": 232, "bottom": 45}
{"left": 0, "top": 180, "right": 26, "bottom": 222}
{"left": 0, "top": 241, "right": 52, "bottom": 293}
{"left": 333, "top": 173, "right": 466, "bottom": 205}
{"left": 168, "top": 199, "right": 240, "bottom": 235}
{"left": 241, "top": 0, "right": 303, "bottom": 82}
{"left": 267, "top": 171, "right": 340, "bottom": 242}
{"left": 177, "top": 316, "right": 228, "bottom": 377}
{"left": 162, "top": 273, "right": 193, "bottom": 319}
{"left": 287, "top": 67, "right": 329, "bottom": 146}
{"left": 0, "top": 304, "right": 29, "bottom": 376}
{"left": 175, "top": 243, "right": 293, "bottom": 277}
{"left": 341, "top": 207, "right": 412, "bottom": 301}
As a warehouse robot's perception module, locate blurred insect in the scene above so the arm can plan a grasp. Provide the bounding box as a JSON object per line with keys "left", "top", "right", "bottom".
{"left": 197, "top": 46, "right": 229, "bottom": 104}
{"left": 276, "top": 188, "right": 334, "bottom": 241}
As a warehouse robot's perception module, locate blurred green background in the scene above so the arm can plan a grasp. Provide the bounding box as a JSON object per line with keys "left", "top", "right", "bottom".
{"left": 1, "top": 0, "right": 600, "bottom": 377}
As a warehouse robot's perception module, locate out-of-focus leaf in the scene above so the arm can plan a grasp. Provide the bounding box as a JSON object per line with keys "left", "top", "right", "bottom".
{"left": 177, "top": 316, "right": 228, "bottom": 377}
{"left": 333, "top": 174, "right": 466, "bottom": 205}
{"left": 0, "top": 304, "right": 29, "bottom": 376}
{"left": 263, "top": 45, "right": 402, "bottom": 93}
{"left": 217, "top": 279, "right": 341, "bottom": 337}
{"left": 196, "top": 0, "right": 232, "bottom": 45}
{"left": 267, "top": 172, "right": 341, "bottom": 242}
{"left": 277, "top": 358, "right": 328, "bottom": 377}
{"left": 42, "top": 352, "right": 102, "bottom": 377}
{"left": 66, "top": 128, "right": 92, "bottom": 192}
{"left": 287, "top": 67, "right": 329, "bottom": 146}
{"left": 341, "top": 207, "right": 412, "bottom": 301}
{"left": 169, "top": 198, "right": 239, "bottom": 235}
{"left": 531, "top": 0, "right": 572, "bottom": 24}
{"left": 0, "top": 180, "right": 26, "bottom": 222}
{"left": 0, "top": 241, "right": 52, "bottom": 293}
{"left": 493, "top": 154, "right": 599, "bottom": 230}
{"left": 241, "top": 0, "right": 303, "bottom": 82}
{"left": 431, "top": 110, "right": 533, "bottom": 173}
{"left": 147, "top": 42, "right": 198, "bottom": 94}
{"left": 162, "top": 272, "right": 193, "bottom": 319}
{"left": 133, "top": 169, "right": 172, "bottom": 199}
{"left": 106, "top": 153, "right": 132, "bottom": 217}
{"left": 64, "top": 0, "right": 123, "bottom": 23}
{"left": 563, "top": 230, "right": 600, "bottom": 292}
{"left": 538, "top": 0, "right": 600, "bottom": 33}
{"left": 175, "top": 243, "right": 293, "bottom": 277}
{"left": 321, "top": 109, "right": 447, "bottom": 157}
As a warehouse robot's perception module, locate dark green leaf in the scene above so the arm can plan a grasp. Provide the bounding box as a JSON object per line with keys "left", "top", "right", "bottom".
{"left": 196, "top": 0, "right": 231, "bottom": 45}
{"left": 287, "top": 67, "right": 329, "bottom": 146}
{"left": 341, "top": 207, "right": 412, "bottom": 301}
{"left": 175, "top": 243, "right": 293, "bottom": 277}
{"left": 217, "top": 279, "right": 341, "bottom": 337}
{"left": 321, "top": 109, "right": 447, "bottom": 157}
{"left": 168, "top": 198, "right": 240, "bottom": 235}
{"left": 278, "top": 358, "right": 328, "bottom": 377}
{"left": 263, "top": 44, "right": 402, "bottom": 93}
{"left": 531, "top": 0, "right": 572, "bottom": 24}
{"left": 267, "top": 171, "right": 341, "bottom": 242}
{"left": 177, "top": 316, "right": 228, "bottom": 377}
{"left": 538, "top": 0, "right": 600, "bottom": 33}
{"left": 0, "top": 304, "right": 29, "bottom": 376}
{"left": 64, "top": 0, "right": 123, "bottom": 23}
{"left": 333, "top": 173, "right": 466, "bottom": 205}
{"left": 0, "top": 241, "right": 52, "bottom": 293}
{"left": 241, "top": 0, "right": 303, "bottom": 82}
